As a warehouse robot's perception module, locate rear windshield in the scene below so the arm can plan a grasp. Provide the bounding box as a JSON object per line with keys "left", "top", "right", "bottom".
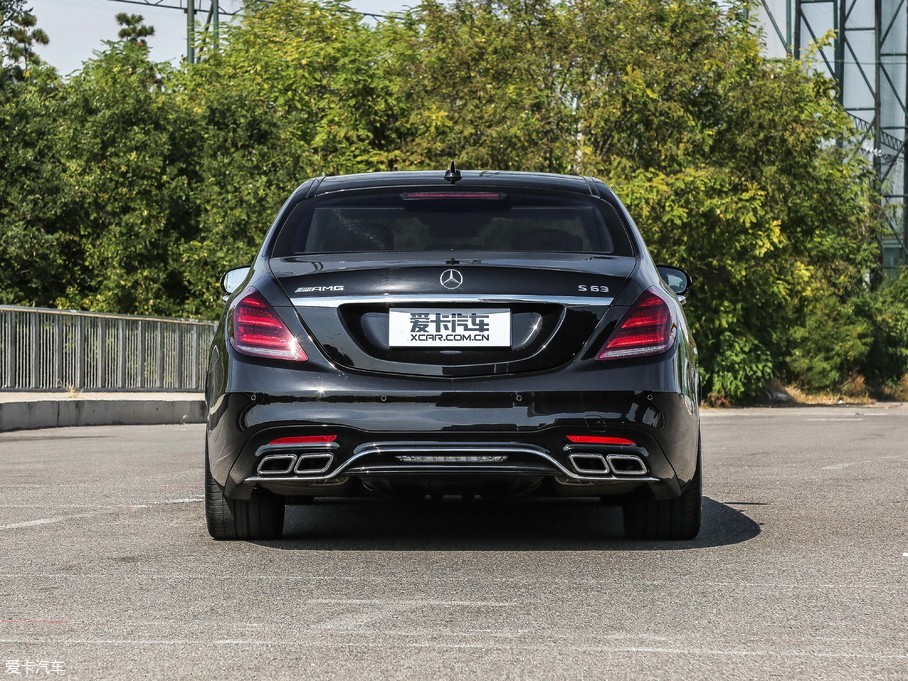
{"left": 270, "top": 191, "right": 634, "bottom": 257}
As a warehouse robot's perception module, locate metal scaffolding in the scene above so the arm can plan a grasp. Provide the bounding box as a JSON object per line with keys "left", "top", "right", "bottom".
{"left": 754, "top": 0, "right": 908, "bottom": 274}
{"left": 103, "top": 1, "right": 392, "bottom": 65}
{"left": 107, "top": 0, "right": 238, "bottom": 63}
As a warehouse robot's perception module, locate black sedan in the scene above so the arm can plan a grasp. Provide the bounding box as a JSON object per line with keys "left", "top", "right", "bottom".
{"left": 205, "top": 169, "right": 700, "bottom": 541}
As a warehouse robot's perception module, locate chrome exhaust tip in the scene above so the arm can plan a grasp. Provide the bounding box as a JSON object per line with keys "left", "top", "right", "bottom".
{"left": 568, "top": 453, "right": 610, "bottom": 475}
{"left": 606, "top": 453, "right": 648, "bottom": 476}
{"left": 294, "top": 453, "right": 334, "bottom": 475}
{"left": 257, "top": 454, "right": 297, "bottom": 475}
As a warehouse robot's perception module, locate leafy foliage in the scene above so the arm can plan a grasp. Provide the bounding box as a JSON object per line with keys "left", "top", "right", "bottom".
{"left": 0, "top": 65, "right": 69, "bottom": 304}
{"left": 51, "top": 44, "right": 197, "bottom": 315}
{"left": 0, "top": 0, "right": 901, "bottom": 401}
{"left": 853, "top": 270, "right": 908, "bottom": 395}
{"left": 0, "top": 0, "right": 48, "bottom": 80}
{"left": 116, "top": 13, "right": 155, "bottom": 47}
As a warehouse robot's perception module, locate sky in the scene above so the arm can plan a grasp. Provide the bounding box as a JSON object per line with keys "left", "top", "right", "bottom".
{"left": 29, "top": 0, "right": 406, "bottom": 76}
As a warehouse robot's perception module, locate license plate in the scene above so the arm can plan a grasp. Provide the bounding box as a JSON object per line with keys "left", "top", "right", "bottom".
{"left": 389, "top": 308, "right": 511, "bottom": 348}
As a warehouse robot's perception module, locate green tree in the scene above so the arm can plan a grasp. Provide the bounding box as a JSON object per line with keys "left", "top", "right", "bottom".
{"left": 591, "top": 30, "right": 880, "bottom": 400}
{"left": 173, "top": 0, "right": 397, "bottom": 315}
{"left": 0, "top": 0, "right": 48, "bottom": 80}
{"left": 48, "top": 40, "right": 198, "bottom": 315}
{"left": 116, "top": 13, "right": 155, "bottom": 47}
{"left": 381, "top": 0, "right": 878, "bottom": 400}
{"left": 0, "top": 64, "right": 71, "bottom": 306}
{"left": 0, "top": 0, "right": 896, "bottom": 400}
{"left": 381, "top": 0, "right": 580, "bottom": 171}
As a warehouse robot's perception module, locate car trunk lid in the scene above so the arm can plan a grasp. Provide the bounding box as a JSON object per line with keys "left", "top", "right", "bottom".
{"left": 270, "top": 254, "right": 635, "bottom": 377}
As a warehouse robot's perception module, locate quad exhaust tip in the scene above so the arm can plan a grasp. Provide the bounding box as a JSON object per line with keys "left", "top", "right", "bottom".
{"left": 568, "top": 452, "right": 648, "bottom": 476}
{"left": 257, "top": 454, "right": 297, "bottom": 475}
{"left": 294, "top": 453, "right": 334, "bottom": 475}
{"left": 568, "top": 453, "right": 609, "bottom": 475}
{"left": 257, "top": 453, "right": 334, "bottom": 476}
{"left": 605, "top": 453, "right": 648, "bottom": 476}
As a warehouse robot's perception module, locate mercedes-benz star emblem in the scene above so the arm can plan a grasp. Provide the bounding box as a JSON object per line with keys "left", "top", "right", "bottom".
{"left": 440, "top": 269, "right": 464, "bottom": 290}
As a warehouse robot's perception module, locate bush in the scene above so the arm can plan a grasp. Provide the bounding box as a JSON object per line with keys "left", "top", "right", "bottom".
{"left": 705, "top": 332, "right": 774, "bottom": 403}
{"left": 855, "top": 269, "right": 908, "bottom": 396}
{"left": 783, "top": 270, "right": 908, "bottom": 399}
{"left": 787, "top": 294, "right": 873, "bottom": 393}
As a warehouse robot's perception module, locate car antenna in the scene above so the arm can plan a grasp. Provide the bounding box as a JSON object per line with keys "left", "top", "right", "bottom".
{"left": 444, "top": 161, "right": 462, "bottom": 184}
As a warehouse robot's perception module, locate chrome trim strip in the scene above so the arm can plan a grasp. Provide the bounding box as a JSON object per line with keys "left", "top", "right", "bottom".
{"left": 248, "top": 472, "right": 659, "bottom": 485}
{"left": 347, "top": 465, "right": 545, "bottom": 475}
{"left": 396, "top": 454, "right": 509, "bottom": 463}
{"left": 353, "top": 442, "right": 548, "bottom": 458}
{"left": 290, "top": 294, "right": 614, "bottom": 308}
{"left": 255, "top": 442, "right": 340, "bottom": 457}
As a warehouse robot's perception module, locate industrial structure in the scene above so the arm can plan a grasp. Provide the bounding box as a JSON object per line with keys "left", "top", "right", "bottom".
{"left": 754, "top": 0, "right": 908, "bottom": 274}
{"left": 107, "top": 0, "right": 235, "bottom": 63}
{"left": 104, "top": 0, "right": 387, "bottom": 64}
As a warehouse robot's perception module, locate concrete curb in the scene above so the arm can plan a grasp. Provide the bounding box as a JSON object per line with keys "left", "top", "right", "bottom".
{"left": 0, "top": 397, "right": 206, "bottom": 432}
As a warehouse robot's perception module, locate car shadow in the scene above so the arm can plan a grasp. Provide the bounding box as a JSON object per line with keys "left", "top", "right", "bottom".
{"left": 259, "top": 496, "right": 760, "bottom": 551}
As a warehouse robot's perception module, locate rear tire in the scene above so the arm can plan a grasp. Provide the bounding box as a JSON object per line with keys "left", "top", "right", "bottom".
{"left": 205, "top": 451, "right": 285, "bottom": 541}
{"left": 623, "top": 449, "right": 701, "bottom": 541}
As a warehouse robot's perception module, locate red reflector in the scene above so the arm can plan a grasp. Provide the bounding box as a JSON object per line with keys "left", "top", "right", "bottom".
{"left": 401, "top": 192, "right": 504, "bottom": 200}
{"left": 597, "top": 287, "right": 675, "bottom": 361}
{"left": 566, "top": 435, "right": 636, "bottom": 446}
{"left": 269, "top": 435, "right": 337, "bottom": 445}
{"left": 230, "top": 288, "right": 308, "bottom": 362}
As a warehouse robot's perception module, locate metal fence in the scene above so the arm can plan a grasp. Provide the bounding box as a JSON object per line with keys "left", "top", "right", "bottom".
{"left": 0, "top": 305, "right": 216, "bottom": 392}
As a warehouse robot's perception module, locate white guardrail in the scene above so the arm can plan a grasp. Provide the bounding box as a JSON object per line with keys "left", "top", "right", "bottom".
{"left": 0, "top": 305, "right": 216, "bottom": 392}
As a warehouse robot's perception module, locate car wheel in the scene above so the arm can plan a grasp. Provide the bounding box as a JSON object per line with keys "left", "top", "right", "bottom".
{"left": 622, "top": 445, "right": 702, "bottom": 541}
{"left": 205, "top": 449, "right": 285, "bottom": 541}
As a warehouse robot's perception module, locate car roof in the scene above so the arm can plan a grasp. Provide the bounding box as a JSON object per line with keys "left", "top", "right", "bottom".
{"left": 304, "top": 170, "right": 601, "bottom": 198}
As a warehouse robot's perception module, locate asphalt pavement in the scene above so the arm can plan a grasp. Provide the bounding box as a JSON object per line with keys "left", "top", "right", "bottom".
{"left": 0, "top": 405, "right": 906, "bottom": 679}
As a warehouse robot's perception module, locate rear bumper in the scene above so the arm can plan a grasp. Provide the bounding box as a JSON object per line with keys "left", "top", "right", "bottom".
{"left": 245, "top": 439, "right": 659, "bottom": 497}
{"left": 207, "top": 381, "right": 699, "bottom": 501}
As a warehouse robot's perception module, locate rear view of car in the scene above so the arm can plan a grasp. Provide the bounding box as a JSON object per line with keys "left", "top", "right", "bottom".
{"left": 204, "top": 170, "right": 701, "bottom": 541}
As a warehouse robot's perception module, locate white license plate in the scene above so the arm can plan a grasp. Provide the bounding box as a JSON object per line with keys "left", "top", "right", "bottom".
{"left": 389, "top": 308, "right": 511, "bottom": 348}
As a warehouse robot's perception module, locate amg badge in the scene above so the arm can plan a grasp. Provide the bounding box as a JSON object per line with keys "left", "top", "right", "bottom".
{"left": 295, "top": 285, "right": 344, "bottom": 293}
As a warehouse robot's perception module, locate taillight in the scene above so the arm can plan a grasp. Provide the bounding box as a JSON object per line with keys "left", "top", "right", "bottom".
{"left": 230, "top": 288, "right": 308, "bottom": 362}
{"left": 269, "top": 435, "right": 336, "bottom": 445}
{"left": 566, "top": 435, "right": 636, "bottom": 445}
{"left": 597, "top": 287, "right": 675, "bottom": 360}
